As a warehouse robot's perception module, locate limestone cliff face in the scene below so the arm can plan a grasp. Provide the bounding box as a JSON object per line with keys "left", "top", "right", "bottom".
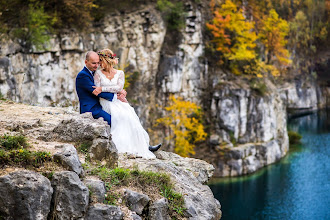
{"left": 205, "top": 80, "right": 289, "bottom": 176}
{"left": 279, "top": 78, "right": 328, "bottom": 116}
{"left": 0, "top": 2, "right": 327, "bottom": 177}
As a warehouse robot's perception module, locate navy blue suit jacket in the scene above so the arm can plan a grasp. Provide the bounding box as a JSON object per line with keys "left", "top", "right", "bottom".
{"left": 75, "top": 67, "right": 114, "bottom": 116}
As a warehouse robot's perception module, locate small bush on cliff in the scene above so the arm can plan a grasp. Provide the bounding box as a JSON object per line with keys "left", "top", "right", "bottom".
{"left": 249, "top": 79, "right": 268, "bottom": 96}
{"left": 0, "top": 134, "right": 29, "bottom": 150}
{"left": 0, "top": 134, "right": 52, "bottom": 167}
{"left": 0, "top": 148, "right": 52, "bottom": 167}
{"left": 288, "top": 130, "right": 302, "bottom": 146}
{"left": 157, "top": 0, "right": 186, "bottom": 30}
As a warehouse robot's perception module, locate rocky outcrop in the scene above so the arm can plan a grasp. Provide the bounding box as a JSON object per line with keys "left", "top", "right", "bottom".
{"left": 49, "top": 112, "right": 119, "bottom": 167}
{"left": 119, "top": 151, "right": 222, "bottom": 220}
{"left": 0, "top": 101, "right": 222, "bottom": 219}
{"left": 84, "top": 179, "right": 106, "bottom": 204}
{"left": 149, "top": 198, "right": 171, "bottom": 220}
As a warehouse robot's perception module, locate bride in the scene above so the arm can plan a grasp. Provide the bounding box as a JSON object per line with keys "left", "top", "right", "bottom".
{"left": 93, "top": 49, "right": 158, "bottom": 159}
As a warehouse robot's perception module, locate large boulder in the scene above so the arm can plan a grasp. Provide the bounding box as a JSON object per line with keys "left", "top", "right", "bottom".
{"left": 0, "top": 170, "right": 53, "bottom": 220}
{"left": 50, "top": 171, "right": 89, "bottom": 219}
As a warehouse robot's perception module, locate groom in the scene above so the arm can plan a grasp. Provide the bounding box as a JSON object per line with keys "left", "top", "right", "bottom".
{"left": 75, "top": 51, "right": 161, "bottom": 152}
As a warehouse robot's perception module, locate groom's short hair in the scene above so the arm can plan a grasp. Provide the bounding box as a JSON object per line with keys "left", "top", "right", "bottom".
{"left": 85, "top": 51, "right": 95, "bottom": 61}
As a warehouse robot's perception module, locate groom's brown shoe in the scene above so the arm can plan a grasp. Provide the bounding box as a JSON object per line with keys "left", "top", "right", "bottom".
{"left": 149, "top": 144, "right": 162, "bottom": 152}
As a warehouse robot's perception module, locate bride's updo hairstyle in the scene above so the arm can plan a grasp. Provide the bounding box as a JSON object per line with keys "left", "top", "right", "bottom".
{"left": 97, "top": 49, "right": 118, "bottom": 72}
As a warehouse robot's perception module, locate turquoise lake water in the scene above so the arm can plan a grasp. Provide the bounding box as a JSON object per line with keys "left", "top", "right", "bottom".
{"left": 209, "top": 110, "right": 330, "bottom": 220}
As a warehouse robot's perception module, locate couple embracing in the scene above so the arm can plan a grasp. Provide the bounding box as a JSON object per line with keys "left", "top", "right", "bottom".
{"left": 75, "top": 49, "right": 161, "bottom": 159}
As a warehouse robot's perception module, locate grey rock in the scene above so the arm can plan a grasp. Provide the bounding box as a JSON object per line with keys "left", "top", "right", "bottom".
{"left": 50, "top": 171, "right": 89, "bottom": 219}
{"left": 154, "top": 151, "right": 214, "bottom": 184}
{"left": 209, "top": 134, "right": 220, "bottom": 145}
{"left": 131, "top": 213, "right": 142, "bottom": 220}
{"left": 185, "top": 206, "right": 198, "bottom": 218}
{"left": 54, "top": 144, "right": 83, "bottom": 176}
{"left": 51, "top": 112, "right": 110, "bottom": 142}
{"left": 89, "top": 138, "right": 118, "bottom": 168}
{"left": 0, "top": 170, "right": 53, "bottom": 220}
{"left": 86, "top": 203, "right": 123, "bottom": 220}
{"left": 84, "top": 179, "right": 106, "bottom": 203}
{"left": 148, "top": 198, "right": 170, "bottom": 220}
{"left": 124, "top": 190, "right": 150, "bottom": 215}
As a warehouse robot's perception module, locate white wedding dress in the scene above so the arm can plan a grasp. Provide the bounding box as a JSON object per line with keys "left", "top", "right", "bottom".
{"left": 94, "top": 69, "right": 156, "bottom": 159}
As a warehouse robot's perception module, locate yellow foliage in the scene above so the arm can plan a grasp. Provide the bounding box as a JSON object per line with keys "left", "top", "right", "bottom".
{"left": 156, "top": 95, "right": 207, "bottom": 157}
{"left": 259, "top": 9, "right": 291, "bottom": 67}
{"left": 207, "top": 0, "right": 257, "bottom": 62}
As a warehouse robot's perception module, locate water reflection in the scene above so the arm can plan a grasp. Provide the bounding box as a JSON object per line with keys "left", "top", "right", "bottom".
{"left": 209, "top": 110, "right": 330, "bottom": 220}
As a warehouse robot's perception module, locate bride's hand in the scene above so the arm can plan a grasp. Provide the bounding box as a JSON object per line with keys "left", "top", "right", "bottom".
{"left": 118, "top": 94, "right": 128, "bottom": 103}
{"left": 118, "top": 89, "right": 127, "bottom": 97}
{"left": 92, "top": 86, "right": 102, "bottom": 96}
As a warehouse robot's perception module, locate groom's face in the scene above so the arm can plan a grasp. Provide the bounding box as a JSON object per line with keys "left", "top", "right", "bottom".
{"left": 85, "top": 53, "right": 99, "bottom": 72}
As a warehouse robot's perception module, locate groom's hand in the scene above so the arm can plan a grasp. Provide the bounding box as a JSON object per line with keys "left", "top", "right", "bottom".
{"left": 92, "top": 86, "right": 102, "bottom": 96}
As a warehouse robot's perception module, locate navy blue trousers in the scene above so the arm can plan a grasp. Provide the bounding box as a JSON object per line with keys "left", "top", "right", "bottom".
{"left": 94, "top": 110, "right": 111, "bottom": 126}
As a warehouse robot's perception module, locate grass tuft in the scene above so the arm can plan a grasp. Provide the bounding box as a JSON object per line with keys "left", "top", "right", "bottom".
{"left": 0, "top": 134, "right": 52, "bottom": 167}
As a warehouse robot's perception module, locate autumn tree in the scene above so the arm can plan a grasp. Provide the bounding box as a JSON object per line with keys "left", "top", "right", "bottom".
{"left": 259, "top": 9, "right": 290, "bottom": 69}
{"left": 206, "top": 0, "right": 257, "bottom": 74}
{"left": 156, "top": 95, "right": 207, "bottom": 157}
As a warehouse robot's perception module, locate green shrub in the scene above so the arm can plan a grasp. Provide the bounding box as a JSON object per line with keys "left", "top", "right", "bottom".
{"left": 249, "top": 79, "right": 268, "bottom": 96}
{"left": 42, "top": 171, "right": 54, "bottom": 180}
{"left": 0, "top": 134, "right": 29, "bottom": 150}
{"left": 160, "top": 185, "right": 185, "bottom": 216}
{"left": 157, "top": 0, "right": 186, "bottom": 30}
{"left": 78, "top": 141, "right": 92, "bottom": 154}
{"left": 288, "top": 130, "right": 302, "bottom": 145}
{"left": 0, "top": 149, "right": 52, "bottom": 167}
{"left": 0, "top": 149, "right": 10, "bottom": 163}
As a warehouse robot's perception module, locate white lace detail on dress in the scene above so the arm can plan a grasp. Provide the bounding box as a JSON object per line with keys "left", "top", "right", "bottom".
{"left": 94, "top": 70, "right": 124, "bottom": 93}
